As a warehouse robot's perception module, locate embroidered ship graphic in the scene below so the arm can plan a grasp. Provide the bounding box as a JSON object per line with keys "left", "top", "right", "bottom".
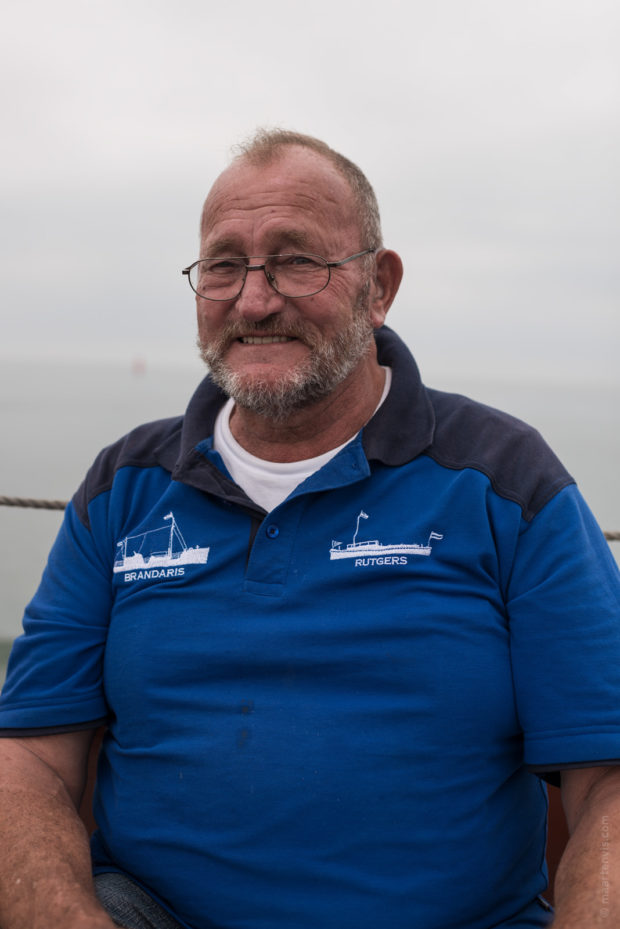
{"left": 113, "top": 512, "right": 209, "bottom": 573}
{"left": 329, "top": 511, "right": 443, "bottom": 560}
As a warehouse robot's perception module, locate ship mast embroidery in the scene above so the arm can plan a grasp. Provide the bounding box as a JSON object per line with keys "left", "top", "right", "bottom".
{"left": 114, "top": 512, "right": 209, "bottom": 573}
{"left": 330, "top": 511, "right": 443, "bottom": 560}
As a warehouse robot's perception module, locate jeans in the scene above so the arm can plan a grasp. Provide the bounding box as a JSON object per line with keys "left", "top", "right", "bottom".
{"left": 95, "top": 872, "right": 186, "bottom": 929}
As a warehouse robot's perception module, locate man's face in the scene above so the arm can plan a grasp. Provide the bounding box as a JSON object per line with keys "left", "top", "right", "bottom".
{"left": 196, "top": 148, "right": 377, "bottom": 420}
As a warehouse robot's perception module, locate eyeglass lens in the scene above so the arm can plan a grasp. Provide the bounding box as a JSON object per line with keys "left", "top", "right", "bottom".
{"left": 190, "top": 255, "right": 330, "bottom": 299}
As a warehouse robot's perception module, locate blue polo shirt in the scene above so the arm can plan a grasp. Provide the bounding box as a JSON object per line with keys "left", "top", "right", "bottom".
{"left": 2, "top": 327, "right": 619, "bottom": 929}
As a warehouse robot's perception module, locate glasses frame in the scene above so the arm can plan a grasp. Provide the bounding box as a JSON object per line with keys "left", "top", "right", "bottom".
{"left": 182, "top": 248, "right": 376, "bottom": 301}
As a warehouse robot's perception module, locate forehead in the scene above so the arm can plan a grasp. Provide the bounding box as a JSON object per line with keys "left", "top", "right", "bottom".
{"left": 200, "top": 148, "right": 360, "bottom": 253}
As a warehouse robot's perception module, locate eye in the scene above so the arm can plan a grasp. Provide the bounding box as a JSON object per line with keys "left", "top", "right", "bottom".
{"left": 276, "top": 254, "right": 323, "bottom": 268}
{"left": 206, "top": 259, "right": 242, "bottom": 274}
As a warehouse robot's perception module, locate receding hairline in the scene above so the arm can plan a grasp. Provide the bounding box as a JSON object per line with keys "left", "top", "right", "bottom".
{"left": 231, "top": 129, "right": 360, "bottom": 175}
{"left": 200, "top": 128, "right": 383, "bottom": 249}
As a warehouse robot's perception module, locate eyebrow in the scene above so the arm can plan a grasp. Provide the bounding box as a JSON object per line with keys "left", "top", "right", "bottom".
{"left": 201, "top": 236, "right": 242, "bottom": 258}
{"left": 273, "top": 229, "right": 312, "bottom": 252}
{"left": 202, "top": 229, "right": 315, "bottom": 258}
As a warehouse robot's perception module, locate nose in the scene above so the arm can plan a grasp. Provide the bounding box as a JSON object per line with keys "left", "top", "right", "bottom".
{"left": 234, "top": 265, "right": 285, "bottom": 321}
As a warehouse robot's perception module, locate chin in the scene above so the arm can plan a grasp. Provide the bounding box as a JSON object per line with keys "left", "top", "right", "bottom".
{"left": 212, "top": 364, "right": 331, "bottom": 421}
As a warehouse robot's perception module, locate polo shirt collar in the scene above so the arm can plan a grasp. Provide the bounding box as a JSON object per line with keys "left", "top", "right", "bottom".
{"left": 362, "top": 326, "right": 435, "bottom": 465}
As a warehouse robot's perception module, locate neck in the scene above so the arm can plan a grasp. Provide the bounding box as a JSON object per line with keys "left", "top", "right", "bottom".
{"left": 228, "top": 353, "right": 386, "bottom": 462}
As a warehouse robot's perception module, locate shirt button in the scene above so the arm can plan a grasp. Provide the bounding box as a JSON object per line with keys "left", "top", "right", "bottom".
{"left": 266, "top": 524, "right": 280, "bottom": 539}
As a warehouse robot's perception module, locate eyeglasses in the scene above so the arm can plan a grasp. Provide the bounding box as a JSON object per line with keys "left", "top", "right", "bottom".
{"left": 182, "top": 248, "right": 376, "bottom": 301}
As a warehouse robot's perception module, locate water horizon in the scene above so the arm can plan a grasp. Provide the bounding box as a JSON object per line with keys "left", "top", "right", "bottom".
{"left": 1, "top": 357, "right": 618, "bottom": 683}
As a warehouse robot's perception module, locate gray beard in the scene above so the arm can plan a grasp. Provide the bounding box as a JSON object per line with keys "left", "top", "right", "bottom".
{"left": 198, "top": 295, "right": 374, "bottom": 422}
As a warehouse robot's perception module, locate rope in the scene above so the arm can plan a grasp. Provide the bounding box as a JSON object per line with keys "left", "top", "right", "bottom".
{"left": 0, "top": 495, "right": 68, "bottom": 511}
{"left": 1, "top": 494, "right": 619, "bottom": 542}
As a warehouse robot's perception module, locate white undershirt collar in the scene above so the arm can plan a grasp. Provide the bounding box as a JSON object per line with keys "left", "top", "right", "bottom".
{"left": 213, "top": 367, "right": 392, "bottom": 512}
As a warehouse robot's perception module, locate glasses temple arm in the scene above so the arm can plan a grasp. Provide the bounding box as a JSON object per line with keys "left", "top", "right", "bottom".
{"left": 326, "top": 248, "right": 376, "bottom": 269}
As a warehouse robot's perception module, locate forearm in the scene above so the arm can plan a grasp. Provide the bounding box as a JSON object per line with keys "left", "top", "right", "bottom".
{"left": 552, "top": 770, "right": 620, "bottom": 928}
{"left": 0, "top": 739, "right": 116, "bottom": 929}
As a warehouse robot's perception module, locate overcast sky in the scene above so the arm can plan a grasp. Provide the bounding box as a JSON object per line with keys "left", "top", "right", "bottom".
{"left": 1, "top": 0, "right": 618, "bottom": 384}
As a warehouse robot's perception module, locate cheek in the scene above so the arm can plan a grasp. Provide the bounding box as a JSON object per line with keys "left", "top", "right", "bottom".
{"left": 196, "top": 302, "right": 224, "bottom": 336}
{"left": 316, "top": 292, "right": 361, "bottom": 332}
{"left": 303, "top": 278, "right": 357, "bottom": 319}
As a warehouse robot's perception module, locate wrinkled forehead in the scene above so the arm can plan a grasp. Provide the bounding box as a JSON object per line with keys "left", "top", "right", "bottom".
{"left": 199, "top": 148, "right": 360, "bottom": 248}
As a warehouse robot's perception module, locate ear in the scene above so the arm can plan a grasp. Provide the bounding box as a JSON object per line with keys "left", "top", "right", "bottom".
{"left": 368, "top": 249, "right": 403, "bottom": 328}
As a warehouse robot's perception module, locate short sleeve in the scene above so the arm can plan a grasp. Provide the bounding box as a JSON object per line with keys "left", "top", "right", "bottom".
{"left": 0, "top": 498, "right": 113, "bottom": 729}
{"left": 507, "top": 484, "right": 620, "bottom": 769}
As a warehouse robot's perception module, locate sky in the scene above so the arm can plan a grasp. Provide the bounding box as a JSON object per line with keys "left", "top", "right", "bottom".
{"left": 0, "top": 0, "right": 618, "bottom": 384}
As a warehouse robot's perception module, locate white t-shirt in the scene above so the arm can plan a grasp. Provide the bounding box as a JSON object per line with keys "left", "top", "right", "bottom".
{"left": 213, "top": 368, "right": 392, "bottom": 512}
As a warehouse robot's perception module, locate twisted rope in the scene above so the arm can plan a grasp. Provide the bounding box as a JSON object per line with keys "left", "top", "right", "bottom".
{"left": 1, "top": 495, "right": 619, "bottom": 541}
{"left": 0, "top": 495, "right": 68, "bottom": 511}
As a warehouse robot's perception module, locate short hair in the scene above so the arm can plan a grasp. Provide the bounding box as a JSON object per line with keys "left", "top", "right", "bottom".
{"left": 231, "top": 128, "right": 383, "bottom": 249}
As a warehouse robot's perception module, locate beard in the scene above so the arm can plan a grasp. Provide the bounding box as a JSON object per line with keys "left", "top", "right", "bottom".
{"left": 197, "top": 286, "right": 374, "bottom": 422}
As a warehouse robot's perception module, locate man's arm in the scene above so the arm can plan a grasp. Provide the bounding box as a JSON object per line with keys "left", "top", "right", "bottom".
{"left": 0, "top": 731, "right": 118, "bottom": 929}
{"left": 552, "top": 765, "right": 620, "bottom": 927}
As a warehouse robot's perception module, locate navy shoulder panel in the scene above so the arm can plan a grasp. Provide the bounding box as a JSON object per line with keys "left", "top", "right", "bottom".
{"left": 72, "top": 416, "right": 183, "bottom": 528}
{"left": 426, "top": 388, "right": 574, "bottom": 522}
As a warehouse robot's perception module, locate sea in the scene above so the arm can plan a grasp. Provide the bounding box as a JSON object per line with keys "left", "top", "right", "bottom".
{"left": 1, "top": 357, "right": 619, "bottom": 684}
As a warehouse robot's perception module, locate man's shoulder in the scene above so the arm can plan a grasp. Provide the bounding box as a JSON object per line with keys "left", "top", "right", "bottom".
{"left": 372, "top": 328, "right": 574, "bottom": 522}
{"left": 69, "top": 373, "right": 227, "bottom": 528}
{"left": 426, "top": 387, "right": 574, "bottom": 521}
{"left": 72, "top": 414, "right": 185, "bottom": 527}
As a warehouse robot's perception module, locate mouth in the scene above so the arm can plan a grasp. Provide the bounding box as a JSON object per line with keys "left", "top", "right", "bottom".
{"left": 238, "top": 335, "right": 297, "bottom": 345}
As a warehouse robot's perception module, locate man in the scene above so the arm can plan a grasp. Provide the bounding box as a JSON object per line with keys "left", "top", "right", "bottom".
{"left": 1, "top": 130, "right": 619, "bottom": 929}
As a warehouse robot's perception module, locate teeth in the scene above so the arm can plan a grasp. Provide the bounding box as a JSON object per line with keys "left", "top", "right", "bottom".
{"left": 240, "top": 336, "right": 294, "bottom": 345}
